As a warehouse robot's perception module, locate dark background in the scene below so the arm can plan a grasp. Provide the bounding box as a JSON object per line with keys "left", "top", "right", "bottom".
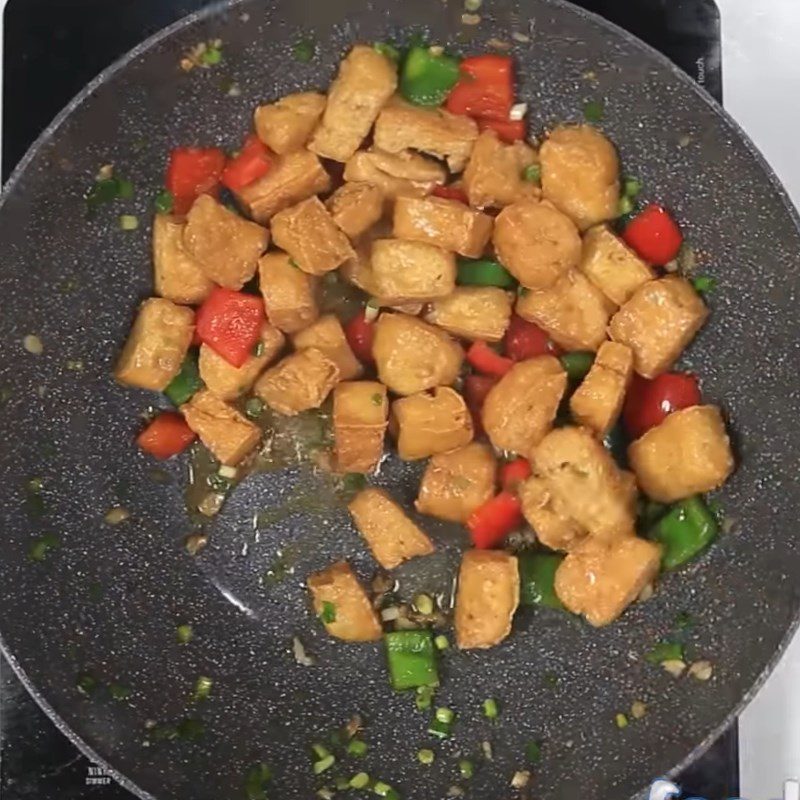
{"left": 0, "top": 1, "right": 733, "bottom": 798}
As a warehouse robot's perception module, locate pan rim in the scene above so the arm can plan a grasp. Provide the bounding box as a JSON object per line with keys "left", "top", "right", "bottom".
{"left": 1, "top": 0, "right": 798, "bottom": 797}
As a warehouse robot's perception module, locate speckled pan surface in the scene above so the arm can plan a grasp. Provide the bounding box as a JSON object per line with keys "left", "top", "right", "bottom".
{"left": 1, "top": 0, "right": 800, "bottom": 798}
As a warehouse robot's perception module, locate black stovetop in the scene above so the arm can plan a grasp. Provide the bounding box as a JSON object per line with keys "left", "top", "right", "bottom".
{"left": 0, "top": 1, "right": 733, "bottom": 798}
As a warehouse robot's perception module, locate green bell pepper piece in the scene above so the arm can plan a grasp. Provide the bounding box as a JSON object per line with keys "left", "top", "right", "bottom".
{"left": 518, "top": 552, "right": 564, "bottom": 609}
{"left": 384, "top": 630, "right": 439, "bottom": 691}
{"left": 649, "top": 495, "right": 718, "bottom": 570}
{"left": 456, "top": 257, "right": 517, "bottom": 289}
{"left": 400, "top": 46, "right": 461, "bottom": 106}
{"left": 559, "top": 351, "right": 595, "bottom": 382}
{"left": 164, "top": 351, "right": 203, "bottom": 406}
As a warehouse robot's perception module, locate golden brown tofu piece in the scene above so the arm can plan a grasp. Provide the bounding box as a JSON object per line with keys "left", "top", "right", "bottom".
{"left": 482, "top": 356, "right": 567, "bottom": 456}
{"left": 333, "top": 381, "right": 388, "bottom": 473}
{"left": 580, "top": 224, "right": 655, "bottom": 306}
{"left": 344, "top": 148, "right": 445, "bottom": 199}
{"left": 393, "top": 196, "right": 492, "bottom": 258}
{"left": 254, "top": 347, "right": 340, "bottom": 416}
{"left": 291, "top": 314, "right": 362, "bottom": 381}
{"left": 370, "top": 239, "right": 456, "bottom": 302}
{"left": 539, "top": 124, "right": 620, "bottom": 231}
{"left": 270, "top": 197, "right": 355, "bottom": 276}
{"left": 424, "top": 287, "right": 512, "bottom": 342}
{"left": 522, "top": 426, "right": 637, "bottom": 551}
{"left": 462, "top": 130, "right": 539, "bottom": 209}
{"left": 516, "top": 269, "right": 614, "bottom": 352}
{"left": 183, "top": 195, "right": 268, "bottom": 289}
{"left": 236, "top": 149, "right": 331, "bottom": 224}
{"left": 569, "top": 341, "right": 633, "bottom": 437}
{"left": 556, "top": 537, "right": 661, "bottom": 626}
{"left": 253, "top": 91, "right": 326, "bottom": 155}
{"left": 180, "top": 389, "right": 260, "bottom": 466}
{"left": 609, "top": 276, "right": 709, "bottom": 378}
{"left": 199, "top": 323, "right": 285, "bottom": 402}
{"left": 114, "top": 298, "right": 194, "bottom": 391}
{"left": 374, "top": 98, "right": 478, "bottom": 172}
{"left": 373, "top": 313, "right": 464, "bottom": 396}
{"left": 391, "top": 387, "right": 473, "bottom": 460}
{"left": 327, "top": 182, "right": 384, "bottom": 239}
{"left": 258, "top": 252, "right": 320, "bottom": 334}
{"left": 307, "top": 561, "right": 382, "bottom": 642}
{"left": 455, "top": 550, "right": 519, "bottom": 649}
{"left": 348, "top": 487, "right": 434, "bottom": 570}
{"left": 628, "top": 405, "right": 734, "bottom": 503}
{"left": 152, "top": 215, "right": 213, "bottom": 305}
{"left": 415, "top": 442, "right": 496, "bottom": 523}
{"left": 309, "top": 45, "right": 398, "bottom": 162}
{"left": 493, "top": 200, "right": 581, "bottom": 290}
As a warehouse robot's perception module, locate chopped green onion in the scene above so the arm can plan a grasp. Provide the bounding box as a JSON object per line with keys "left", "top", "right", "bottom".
{"left": 350, "top": 772, "right": 370, "bottom": 789}
{"left": 525, "top": 740, "right": 542, "bottom": 763}
{"left": 176, "top": 623, "right": 194, "bottom": 644}
{"left": 522, "top": 163, "right": 541, "bottom": 183}
{"left": 615, "top": 713, "right": 629, "bottom": 729}
{"left": 313, "top": 754, "right": 336, "bottom": 774}
{"left": 645, "top": 640, "right": 684, "bottom": 664}
{"left": 675, "top": 611, "right": 694, "bottom": 630}
{"left": 118, "top": 179, "right": 134, "bottom": 199}
{"left": 373, "top": 781, "right": 393, "bottom": 797}
{"left": 435, "top": 707, "right": 454, "bottom": 724}
{"left": 618, "top": 195, "right": 635, "bottom": 217}
{"left": 245, "top": 397, "right": 265, "bottom": 419}
{"left": 347, "top": 738, "right": 368, "bottom": 757}
{"left": 109, "top": 683, "right": 131, "bottom": 700}
{"left": 415, "top": 685, "right": 434, "bottom": 710}
{"left": 482, "top": 698, "right": 499, "bottom": 719}
{"left": 201, "top": 46, "right": 222, "bottom": 66}
{"left": 433, "top": 635, "right": 449, "bottom": 651}
{"left": 76, "top": 673, "right": 97, "bottom": 696}
{"left": 293, "top": 38, "right": 316, "bottom": 63}
{"left": 364, "top": 298, "right": 381, "bottom": 322}
{"left": 119, "top": 214, "right": 139, "bottom": 231}
{"left": 417, "top": 748, "right": 435, "bottom": 765}
{"left": 245, "top": 762, "right": 271, "bottom": 800}
{"left": 464, "top": 0, "right": 483, "bottom": 12}
{"left": 29, "top": 533, "right": 59, "bottom": 562}
{"left": 312, "top": 743, "right": 331, "bottom": 759}
{"left": 583, "top": 100, "right": 604, "bottom": 123}
{"left": 374, "top": 41, "right": 401, "bottom": 62}
{"left": 623, "top": 177, "right": 642, "bottom": 198}
{"left": 252, "top": 340, "right": 266, "bottom": 357}
{"left": 371, "top": 392, "right": 383, "bottom": 406}
{"left": 288, "top": 257, "right": 301, "bottom": 269}
{"left": 560, "top": 351, "right": 595, "bottom": 382}
{"left": 85, "top": 175, "right": 133, "bottom": 216}
{"left": 154, "top": 189, "right": 174, "bottom": 213}
{"left": 692, "top": 275, "right": 717, "bottom": 294}
{"left": 165, "top": 352, "right": 203, "bottom": 406}
{"left": 412, "top": 593, "right": 434, "bottom": 615}
{"left": 193, "top": 675, "right": 213, "bottom": 701}
{"left": 320, "top": 601, "right": 337, "bottom": 624}
{"left": 427, "top": 718, "right": 452, "bottom": 739}
{"left": 458, "top": 759, "right": 474, "bottom": 779}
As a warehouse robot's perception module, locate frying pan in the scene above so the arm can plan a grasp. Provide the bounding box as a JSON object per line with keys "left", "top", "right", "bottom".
{"left": 1, "top": 1, "right": 800, "bottom": 798}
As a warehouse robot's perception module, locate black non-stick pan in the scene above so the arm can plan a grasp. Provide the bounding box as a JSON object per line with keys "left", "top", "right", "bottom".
{"left": 2, "top": 1, "right": 800, "bottom": 798}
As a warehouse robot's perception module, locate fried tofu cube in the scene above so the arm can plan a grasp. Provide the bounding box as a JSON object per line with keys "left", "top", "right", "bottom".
{"left": 493, "top": 200, "right": 582, "bottom": 290}
{"left": 569, "top": 341, "right": 633, "bottom": 437}
{"left": 370, "top": 239, "right": 456, "bottom": 302}
{"left": 391, "top": 387, "right": 473, "bottom": 460}
{"left": 348, "top": 487, "right": 434, "bottom": 569}
{"left": 374, "top": 98, "right": 478, "bottom": 172}
{"left": 180, "top": 389, "right": 260, "bottom": 466}
{"left": 462, "top": 130, "right": 540, "bottom": 209}
{"left": 609, "top": 276, "right": 709, "bottom": 378}
{"left": 258, "top": 252, "right": 320, "bottom": 334}
{"left": 152, "top": 214, "right": 213, "bottom": 304}
{"left": 424, "top": 286, "right": 512, "bottom": 342}
{"left": 516, "top": 269, "right": 614, "bottom": 351}
{"left": 236, "top": 149, "right": 331, "bottom": 224}
{"left": 182, "top": 195, "right": 268, "bottom": 289}
{"left": 309, "top": 45, "right": 398, "bottom": 162}
{"left": 327, "top": 182, "right": 384, "bottom": 239}
{"left": 555, "top": 537, "right": 662, "bottom": 626}
{"left": 253, "top": 91, "right": 326, "bottom": 155}
{"left": 393, "top": 196, "right": 493, "bottom": 258}
{"left": 373, "top": 313, "right": 464, "bottom": 396}
{"left": 539, "top": 124, "right": 620, "bottom": 231}
{"left": 344, "top": 148, "right": 446, "bottom": 199}
{"left": 333, "top": 381, "right": 388, "bottom": 473}
{"left": 455, "top": 550, "right": 519, "bottom": 649}
{"left": 270, "top": 196, "right": 355, "bottom": 276}
{"left": 199, "top": 323, "right": 285, "bottom": 401}
{"left": 482, "top": 356, "right": 567, "bottom": 456}
{"left": 115, "top": 298, "right": 194, "bottom": 391}
{"left": 580, "top": 224, "right": 655, "bottom": 306}
{"left": 628, "top": 405, "right": 734, "bottom": 503}
{"left": 254, "top": 347, "right": 340, "bottom": 416}
{"left": 307, "top": 561, "right": 382, "bottom": 642}
{"left": 291, "top": 314, "right": 362, "bottom": 381}
{"left": 521, "top": 426, "right": 637, "bottom": 551}
{"left": 415, "top": 442, "right": 497, "bottom": 523}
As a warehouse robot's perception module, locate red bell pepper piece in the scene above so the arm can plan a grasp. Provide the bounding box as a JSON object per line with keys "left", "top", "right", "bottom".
{"left": 463, "top": 373, "right": 498, "bottom": 436}
{"left": 477, "top": 117, "right": 526, "bottom": 143}
{"left": 504, "top": 315, "right": 560, "bottom": 361}
{"left": 467, "top": 341, "right": 514, "bottom": 377}
{"left": 622, "top": 203, "right": 683, "bottom": 266}
{"left": 467, "top": 491, "right": 523, "bottom": 549}
{"left": 195, "top": 287, "right": 265, "bottom": 368}
{"left": 221, "top": 134, "right": 273, "bottom": 192}
{"left": 623, "top": 372, "right": 701, "bottom": 440}
{"left": 136, "top": 412, "right": 196, "bottom": 459}
{"left": 431, "top": 184, "right": 469, "bottom": 204}
{"left": 446, "top": 55, "right": 515, "bottom": 122}
{"left": 343, "top": 310, "right": 376, "bottom": 364}
{"left": 500, "top": 457, "right": 532, "bottom": 490}
{"left": 165, "top": 147, "right": 226, "bottom": 215}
